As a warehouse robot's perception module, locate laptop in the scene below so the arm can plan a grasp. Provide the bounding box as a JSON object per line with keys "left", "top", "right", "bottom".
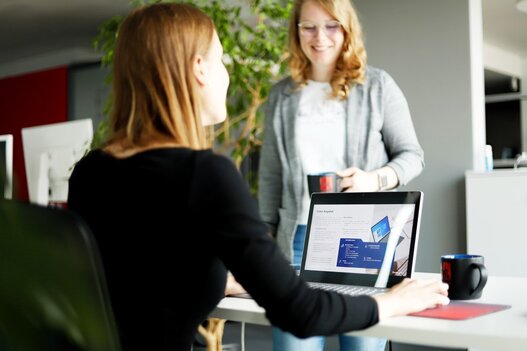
{"left": 371, "top": 215, "right": 390, "bottom": 242}
{"left": 371, "top": 215, "right": 405, "bottom": 246}
{"left": 300, "top": 191, "right": 423, "bottom": 296}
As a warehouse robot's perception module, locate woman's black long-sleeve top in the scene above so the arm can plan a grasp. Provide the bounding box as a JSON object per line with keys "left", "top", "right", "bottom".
{"left": 68, "top": 148, "right": 379, "bottom": 350}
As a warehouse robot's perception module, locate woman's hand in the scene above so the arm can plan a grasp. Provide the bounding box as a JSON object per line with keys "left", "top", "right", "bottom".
{"left": 225, "top": 274, "right": 246, "bottom": 296}
{"left": 336, "top": 167, "right": 378, "bottom": 192}
{"left": 372, "top": 278, "right": 449, "bottom": 321}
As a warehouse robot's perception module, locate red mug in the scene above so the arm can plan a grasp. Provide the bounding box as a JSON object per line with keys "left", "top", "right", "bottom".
{"left": 307, "top": 172, "right": 341, "bottom": 195}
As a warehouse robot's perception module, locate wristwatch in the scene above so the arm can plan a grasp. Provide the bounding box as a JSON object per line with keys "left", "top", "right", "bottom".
{"left": 377, "top": 171, "right": 388, "bottom": 191}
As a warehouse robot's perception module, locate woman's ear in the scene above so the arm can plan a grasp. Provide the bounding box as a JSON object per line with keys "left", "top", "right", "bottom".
{"left": 193, "top": 55, "right": 207, "bottom": 86}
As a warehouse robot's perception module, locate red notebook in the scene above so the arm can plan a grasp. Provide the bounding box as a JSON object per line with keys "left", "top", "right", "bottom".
{"left": 409, "top": 301, "right": 511, "bottom": 320}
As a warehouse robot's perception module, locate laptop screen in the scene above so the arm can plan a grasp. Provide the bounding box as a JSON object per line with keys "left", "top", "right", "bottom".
{"left": 300, "top": 191, "right": 422, "bottom": 288}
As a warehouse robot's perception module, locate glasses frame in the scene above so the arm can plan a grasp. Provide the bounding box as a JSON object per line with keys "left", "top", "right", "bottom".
{"left": 297, "top": 20, "right": 342, "bottom": 37}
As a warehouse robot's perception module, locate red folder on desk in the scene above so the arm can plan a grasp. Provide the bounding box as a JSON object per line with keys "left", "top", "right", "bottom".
{"left": 409, "top": 301, "right": 511, "bottom": 320}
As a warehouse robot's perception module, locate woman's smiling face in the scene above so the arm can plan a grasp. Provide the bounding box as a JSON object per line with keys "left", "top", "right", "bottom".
{"left": 298, "top": 0, "right": 344, "bottom": 76}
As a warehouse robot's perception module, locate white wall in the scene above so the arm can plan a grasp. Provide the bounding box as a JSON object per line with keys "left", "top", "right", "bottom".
{"left": 68, "top": 63, "right": 110, "bottom": 130}
{"left": 484, "top": 43, "right": 523, "bottom": 77}
{"left": 354, "top": 0, "right": 486, "bottom": 272}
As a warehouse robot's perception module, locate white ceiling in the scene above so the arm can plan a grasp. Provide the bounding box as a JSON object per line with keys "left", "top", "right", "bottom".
{"left": 0, "top": 0, "right": 129, "bottom": 66}
{"left": 0, "top": 0, "right": 526, "bottom": 67}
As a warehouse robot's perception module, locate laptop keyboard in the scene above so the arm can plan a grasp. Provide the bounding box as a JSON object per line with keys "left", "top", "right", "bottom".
{"left": 308, "top": 282, "right": 386, "bottom": 296}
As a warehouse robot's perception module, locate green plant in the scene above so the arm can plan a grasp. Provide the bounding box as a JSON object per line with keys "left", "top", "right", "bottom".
{"left": 93, "top": 0, "right": 292, "bottom": 194}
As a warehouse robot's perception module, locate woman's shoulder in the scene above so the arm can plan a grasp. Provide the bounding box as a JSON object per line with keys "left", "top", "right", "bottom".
{"left": 193, "top": 150, "right": 237, "bottom": 173}
{"left": 192, "top": 151, "right": 247, "bottom": 194}
{"left": 69, "top": 148, "right": 107, "bottom": 181}
{"left": 269, "top": 76, "right": 295, "bottom": 95}
{"left": 73, "top": 148, "right": 105, "bottom": 168}
{"left": 75, "top": 147, "right": 214, "bottom": 171}
{"left": 137, "top": 147, "right": 234, "bottom": 174}
{"left": 364, "top": 65, "right": 394, "bottom": 85}
{"left": 357, "top": 66, "right": 402, "bottom": 96}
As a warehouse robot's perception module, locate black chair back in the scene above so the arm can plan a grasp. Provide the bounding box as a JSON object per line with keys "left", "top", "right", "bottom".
{"left": 0, "top": 199, "right": 120, "bottom": 351}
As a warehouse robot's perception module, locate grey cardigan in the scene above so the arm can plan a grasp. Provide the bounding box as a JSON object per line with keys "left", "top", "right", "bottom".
{"left": 258, "top": 66, "right": 424, "bottom": 261}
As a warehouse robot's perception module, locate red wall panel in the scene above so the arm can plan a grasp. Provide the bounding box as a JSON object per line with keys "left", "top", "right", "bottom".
{"left": 0, "top": 66, "right": 68, "bottom": 201}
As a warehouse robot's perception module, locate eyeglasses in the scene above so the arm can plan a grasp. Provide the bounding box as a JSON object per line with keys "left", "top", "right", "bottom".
{"left": 297, "top": 20, "right": 342, "bottom": 37}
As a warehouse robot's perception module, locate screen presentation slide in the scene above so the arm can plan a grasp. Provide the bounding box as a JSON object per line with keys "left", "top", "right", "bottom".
{"left": 336, "top": 238, "right": 387, "bottom": 269}
{"left": 304, "top": 204, "right": 415, "bottom": 275}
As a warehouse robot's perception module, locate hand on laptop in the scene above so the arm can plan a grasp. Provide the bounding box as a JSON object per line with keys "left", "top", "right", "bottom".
{"left": 372, "top": 278, "right": 449, "bottom": 321}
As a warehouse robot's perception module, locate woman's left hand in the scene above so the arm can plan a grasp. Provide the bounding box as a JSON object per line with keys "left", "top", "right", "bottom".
{"left": 336, "top": 167, "right": 378, "bottom": 192}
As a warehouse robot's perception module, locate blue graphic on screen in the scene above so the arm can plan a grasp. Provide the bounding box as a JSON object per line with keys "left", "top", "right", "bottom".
{"left": 371, "top": 216, "right": 390, "bottom": 242}
{"left": 336, "top": 238, "right": 387, "bottom": 269}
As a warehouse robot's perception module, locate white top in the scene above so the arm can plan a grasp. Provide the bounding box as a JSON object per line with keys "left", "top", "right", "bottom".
{"left": 295, "top": 80, "right": 346, "bottom": 223}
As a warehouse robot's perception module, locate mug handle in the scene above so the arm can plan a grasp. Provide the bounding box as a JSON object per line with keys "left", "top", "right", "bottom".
{"left": 470, "top": 263, "right": 488, "bottom": 297}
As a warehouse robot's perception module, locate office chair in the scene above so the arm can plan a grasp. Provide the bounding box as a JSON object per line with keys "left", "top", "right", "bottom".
{"left": 0, "top": 199, "right": 120, "bottom": 351}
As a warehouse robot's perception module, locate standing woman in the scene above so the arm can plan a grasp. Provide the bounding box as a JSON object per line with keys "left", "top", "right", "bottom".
{"left": 258, "top": 0, "right": 425, "bottom": 350}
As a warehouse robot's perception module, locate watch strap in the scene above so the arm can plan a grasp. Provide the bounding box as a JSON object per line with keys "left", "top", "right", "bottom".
{"left": 377, "top": 171, "right": 388, "bottom": 191}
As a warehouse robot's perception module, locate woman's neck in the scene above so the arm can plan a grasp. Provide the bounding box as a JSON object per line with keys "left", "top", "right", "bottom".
{"left": 309, "top": 65, "right": 334, "bottom": 82}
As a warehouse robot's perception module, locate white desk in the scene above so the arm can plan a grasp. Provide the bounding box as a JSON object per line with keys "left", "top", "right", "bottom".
{"left": 211, "top": 273, "right": 527, "bottom": 350}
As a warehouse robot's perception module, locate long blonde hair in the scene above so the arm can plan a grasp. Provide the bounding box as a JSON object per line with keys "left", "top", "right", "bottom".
{"left": 288, "top": 0, "right": 367, "bottom": 99}
{"left": 109, "top": 3, "right": 214, "bottom": 150}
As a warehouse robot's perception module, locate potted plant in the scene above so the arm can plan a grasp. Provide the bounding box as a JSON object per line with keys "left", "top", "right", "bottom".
{"left": 93, "top": 0, "right": 292, "bottom": 194}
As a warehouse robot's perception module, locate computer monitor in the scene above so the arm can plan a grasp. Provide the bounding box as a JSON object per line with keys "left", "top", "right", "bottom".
{"left": 0, "top": 134, "right": 13, "bottom": 199}
{"left": 22, "top": 119, "right": 93, "bottom": 206}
